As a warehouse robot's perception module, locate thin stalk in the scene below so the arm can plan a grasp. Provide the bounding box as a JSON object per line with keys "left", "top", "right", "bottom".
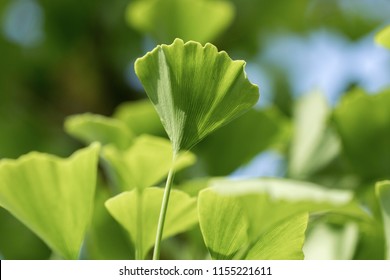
{"left": 153, "top": 153, "right": 177, "bottom": 260}
{"left": 135, "top": 189, "right": 143, "bottom": 260}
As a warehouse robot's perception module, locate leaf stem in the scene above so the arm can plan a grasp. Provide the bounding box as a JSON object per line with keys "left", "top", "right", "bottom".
{"left": 153, "top": 152, "right": 177, "bottom": 260}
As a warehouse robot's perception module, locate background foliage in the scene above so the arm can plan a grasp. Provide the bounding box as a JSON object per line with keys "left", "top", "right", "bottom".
{"left": 0, "top": 0, "right": 390, "bottom": 259}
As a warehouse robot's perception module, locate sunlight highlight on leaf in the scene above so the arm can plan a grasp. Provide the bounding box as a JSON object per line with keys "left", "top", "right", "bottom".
{"left": 135, "top": 38, "right": 259, "bottom": 153}
{"left": 0, "top": 144, "right": 100, "bottom": 259}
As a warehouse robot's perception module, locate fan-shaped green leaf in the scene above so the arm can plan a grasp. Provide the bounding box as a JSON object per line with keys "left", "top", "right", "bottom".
{"left": 375, "top": 25, "right": 390, "bottom": 49}
{"left": 198, "top": 178, "right": 362, "bottom": 260}
{"left": 126, "top": 0, "right": 234, "bottom": 43}
{"left": 135, "top": 38, "right": 259, "bottom": 153}
{"left": 376, "top": 181, "right": 390, "bottom": 259}
{"left": 65, "top": 113, "right": 134, "bottom": 149}
{"left": 102, "top": 135, "right": 196, "bottom": 191}
{"left": 105, "top": 187, "right": 198, "bottom": 259}
{"left": 0, "top": 144, "right": 100, "bottom": 259}
{"left": 198, "top": 187, "right": 309, "bottom": 260}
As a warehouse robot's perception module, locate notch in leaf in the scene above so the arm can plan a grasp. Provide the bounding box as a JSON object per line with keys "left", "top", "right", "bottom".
{"left": 135, "top": 38, "right": 259, "bottom": 153}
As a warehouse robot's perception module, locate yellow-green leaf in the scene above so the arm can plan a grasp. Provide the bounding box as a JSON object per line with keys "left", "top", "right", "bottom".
{"left": 102, "top": 135, "right": 195, "bottom": 191}
{"left": 375, "top": 25, "right": 390, "bottom": 49}
{"left": 135, "top": 39, "right": 259, "bottom": 152}
{"left": 105, "top": 187, "right": 198, "bottom": 259}
{"left": 0, "top": 144, "right": 100, "bottom": 259}
{"left": 65, "top": 113, "right": 134, "bottom": 149}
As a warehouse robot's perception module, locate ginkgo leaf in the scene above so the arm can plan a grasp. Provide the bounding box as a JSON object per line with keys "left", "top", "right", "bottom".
{"left": 245, "top": 214, "right": 308, "bottom": 260}
{"left": 198, "top": 188, "right": 248, "bottom": 260}
{"left": 135, "top": 38, "right": 259, "bottom": 153}
{"left": 102, "top": 135, "right": 196, "bottom": 191}
{"left": 198, "top": 187, "right": 308, "bottom": 260}
{"left": 65, "top": 113, "right": 134, "bottom": 149}
{"left": 126, "top": 0, "right": 234, "bottom": 44}
{"left": 198, "top": 178, "right": 362, "bottom": 260}
{"left": 375, "top": 25, "right": 390, "bottom": 49}
{"left": 105, "top": 187, "right": 198, "bottom": 259}
{"left": 0, "top": 144, "right": 100, "bottom": 259}
{"left": 376, "top": 181, "right": 390, "bottom": 259}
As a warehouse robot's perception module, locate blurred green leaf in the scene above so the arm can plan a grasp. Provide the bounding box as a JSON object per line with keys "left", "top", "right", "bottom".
{"left": 196, "top": 107, "right": 290, "bottom": 176}
{"left": 135, "top": 38, "right": 259, "bottom": 153}
{"left": 198, "top": 179, "right": 366, "bottom": 259}
{"left": 198, "top": 187, "right": 309, "bottom": 260}
{"left": 177, "top": 177, "right": 210, "bottom": 197}
{"left": 105, "top": 187, "right": 198, "bottom": 259}
{"left": 333, "top": 88, "right": 390, "bottom": 180}
{"left": 376, "top": 181, "right": 390, "bottom": 259}
{"left": 65, "top": 113, "right": 135, "bottom": 149}
{"left": 289, "top": 91, "right": 340, "bottom": 178}
{"left": 102, "top": 135, "right": 196, "bottom": 191}
{"left": 113, "top": 99, "right": 166, "bottom": 137}
{"left": 0, "top": 144, "right": 100, "bottom": 259}
{"left": 375, "top": 25, "right": 390, "bottom": 49}
{"left": 126, "top": 0, "right": 235, "bottom": 43}
{"left": 304, "top": 221, "right": 359, "bottom": 260}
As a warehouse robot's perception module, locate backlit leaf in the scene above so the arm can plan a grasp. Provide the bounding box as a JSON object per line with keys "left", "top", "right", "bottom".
{"left": 65, "top": 113, "right": 134, "bottom": 149}
{"left": 198, "top": 187, "right": 308, "bottom": 260}
{"left": 102, "top": 135, "right": 196, "bottom": 191}
{"left": 198, "top": 188, "right": 248, "bottom": 259}
{"left": 198, "top": 178, "right": 359, "bottom": 260}
{"left": 245, "top": 214, "right": 308, "bottom": 260}
{"left": 135, "top": 38, "right": 259, "bottom": 153}
{"left": 126, "top": 0, "right": 234, "bottom": 43}
{"left": 0, "top": 144, "right": 100, "bottom": 259}
{"left": 105, "top": 187, "right": 198, "bottom": 259}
